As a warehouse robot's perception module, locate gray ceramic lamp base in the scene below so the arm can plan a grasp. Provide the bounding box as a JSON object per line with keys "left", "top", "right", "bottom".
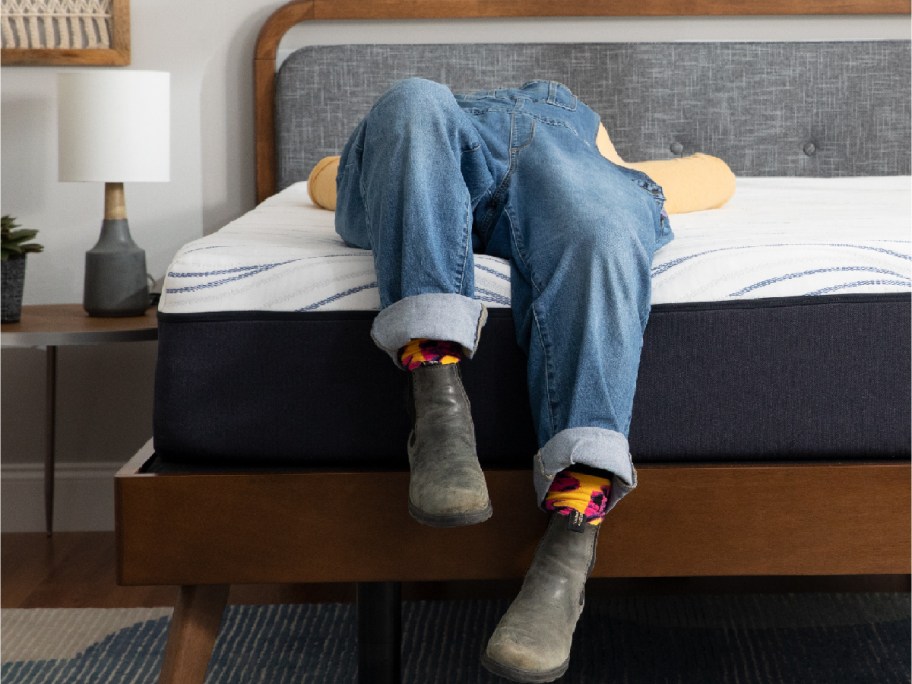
{"left": 84, "top": 219, "right": 149, "bottom": 317}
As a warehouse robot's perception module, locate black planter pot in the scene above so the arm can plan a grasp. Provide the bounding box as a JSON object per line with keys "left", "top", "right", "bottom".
{"left": 2, "top": 255, "right": 26, "bottom": 323}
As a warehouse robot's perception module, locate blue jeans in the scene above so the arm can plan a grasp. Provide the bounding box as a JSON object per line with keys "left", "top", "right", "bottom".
{"left": 336, "top": 78, "right": 673, "bottom": 511}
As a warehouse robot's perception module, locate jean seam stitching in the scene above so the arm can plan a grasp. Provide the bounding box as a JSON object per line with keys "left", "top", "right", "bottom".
{"left": 504, "top": 205, "right": 541, "bottom": 297}
{"left": 511, "top": 114, "right": 536, "bottom": 152}
{"left": 531, "top": 301, "right": 558, "bottom": 439}
{"left": 474, "top": 112, "right": 524, "bottom": 237}
{"left": 455, "top": 196, "right": 471, "bottom": 295}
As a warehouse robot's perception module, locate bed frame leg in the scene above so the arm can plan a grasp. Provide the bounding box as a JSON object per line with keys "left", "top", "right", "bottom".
{"left": 158, "top": 584, "right": 230, "bottom": 684}
{"left": 357, "top": 581, "right": 402, "bottom": 683}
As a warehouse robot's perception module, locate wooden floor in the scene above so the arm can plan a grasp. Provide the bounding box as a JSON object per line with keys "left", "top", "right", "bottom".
{"left": 3, "top": 532, "right": 909, "bottom": 610}
{"left": 2, "top": 532, "right": 175, "bottom": 609}
{"left": 1, "top": 533, "right": 355, "bottom": 609}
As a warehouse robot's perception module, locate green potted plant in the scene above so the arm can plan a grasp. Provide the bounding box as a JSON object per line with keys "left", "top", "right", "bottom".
{"left": 2, "top": 215, "right": 44, "bottom": 323}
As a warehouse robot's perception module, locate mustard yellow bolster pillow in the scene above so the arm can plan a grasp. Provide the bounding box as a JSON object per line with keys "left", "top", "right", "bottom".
{"left": 597, "top": 123, "right": 735, "bottom": 214}
{"left": 307, "top": 155, "right": 341, "bottom": 210}
{"left": 307, "top": 130, "right": 735, "bottom": 215}
{"left": 626, "top": 155, "right": 736, "bottom": 214}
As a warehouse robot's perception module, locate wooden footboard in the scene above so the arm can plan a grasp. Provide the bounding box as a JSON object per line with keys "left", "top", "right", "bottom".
{"left": 116, "top": 443, "right": 910, "bottom": 587}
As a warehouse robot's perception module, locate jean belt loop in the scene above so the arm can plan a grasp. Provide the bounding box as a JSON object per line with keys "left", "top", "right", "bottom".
{"left": 547, "top": 81, "right": 558, "bottom": 105}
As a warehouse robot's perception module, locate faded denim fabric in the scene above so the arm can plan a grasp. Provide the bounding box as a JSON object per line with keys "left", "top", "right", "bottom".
{"left": 336, "top": 78, "right": 673, "bottom": 509}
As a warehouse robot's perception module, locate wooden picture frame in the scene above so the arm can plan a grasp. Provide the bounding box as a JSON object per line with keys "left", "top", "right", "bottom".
{"left": 1, "top": 0, "right": 130, "bottom": 66}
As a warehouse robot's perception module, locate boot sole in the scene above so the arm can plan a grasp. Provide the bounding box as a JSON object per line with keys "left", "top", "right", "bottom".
{"left": 480, "top": 651, "right": 569, "bottom": 683}
{"left": 408, "top": 500, "right": 493, "bottom": 527}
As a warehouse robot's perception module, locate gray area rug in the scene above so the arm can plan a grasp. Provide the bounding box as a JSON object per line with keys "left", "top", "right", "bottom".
{"left": 2, "top": 593, "right": 909, "bottom": 683}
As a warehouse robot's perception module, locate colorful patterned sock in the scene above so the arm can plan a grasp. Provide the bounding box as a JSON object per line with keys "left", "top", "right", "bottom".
{"left": 399, "top": 338, "right": 464, "bottom": 371}
{"left": 543, "top": 468, "right": 613, "bottom": 530}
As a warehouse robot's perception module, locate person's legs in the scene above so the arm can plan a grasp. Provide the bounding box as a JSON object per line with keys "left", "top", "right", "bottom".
{"left": 478, "top": 82, "right": 672, "bottom": 682}
{"left": 336, "top": 77, "right": 496, "bottom": 362}
{"left": 464, "top": 82, "right": 670, "bottom": 501}
{"left": 509, "top": 135, "right": 669, "bottom": 508}
{"left": 335, "top": 78, "right": 502, "bottom": 526}
{"left": 336, "top": 77, "right": 673, "bottom": 677}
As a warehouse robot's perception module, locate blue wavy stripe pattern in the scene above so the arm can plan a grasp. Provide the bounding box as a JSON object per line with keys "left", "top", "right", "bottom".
{"left": 162, "top": 240, "right": 910, "bottom": 307}
{"left": 730, "top": 266, "right": 911, "bottom": 296}
{"left": 475, "top": 263, "right": 511, "bottom": 281}
{"left": 475, "top": 287, "right": 511, "bottom": 305}
{"left": 298, "top": 282, "right": 378, "bottom": 311}
{"left": 165, "top": 255, "right": 377, "bottom": 295}
{"left": 165, "top": 260, "right": 299, "bottom": 294}
{"left": 653, "top": 242, "right": 912, "bottom": 278}
{"left": 806, "top": 279, "right": 912, "bottom": 295}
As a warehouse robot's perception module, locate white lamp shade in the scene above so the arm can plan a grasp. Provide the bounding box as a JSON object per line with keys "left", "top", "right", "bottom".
{"left": 58, "top": 70, "right": 170, "bottom": 183}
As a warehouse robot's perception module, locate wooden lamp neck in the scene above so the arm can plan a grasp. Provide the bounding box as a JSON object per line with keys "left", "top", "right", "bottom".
{"left": 104, "top": 182, "right": 127, "bottom": 221}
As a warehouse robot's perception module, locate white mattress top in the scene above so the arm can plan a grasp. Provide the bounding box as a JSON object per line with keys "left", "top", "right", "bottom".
{"left": 159, "top": 177, "right": 911, "bottom": 314}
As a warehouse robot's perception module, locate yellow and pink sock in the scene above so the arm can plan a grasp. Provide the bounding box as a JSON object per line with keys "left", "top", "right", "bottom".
{"left": 399, "top": 338, "right": 464, "bottom": 371}
{"left": 543, "top": 469, "right": 612, "bottom": 529}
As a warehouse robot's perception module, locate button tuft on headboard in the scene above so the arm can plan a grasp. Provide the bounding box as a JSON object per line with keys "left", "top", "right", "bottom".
{"left": 803, "top": 142, "right": 817, "bottom": 157}
{"left": 670, "top": 142, "right": 684, "bottom": 156}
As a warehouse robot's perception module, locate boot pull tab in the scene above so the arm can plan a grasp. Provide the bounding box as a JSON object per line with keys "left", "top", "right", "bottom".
{"left": 567, "top": 510, "right": 585, "bottom": 532}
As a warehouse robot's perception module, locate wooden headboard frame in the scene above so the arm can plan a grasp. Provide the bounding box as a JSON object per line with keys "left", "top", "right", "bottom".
{"left": 253, "top": 0, "right": 909, "bottom": 203}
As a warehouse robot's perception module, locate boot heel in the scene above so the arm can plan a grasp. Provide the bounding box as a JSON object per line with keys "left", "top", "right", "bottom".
{"left": 480, "top": 651, "right": 569, "bottom": 683}
{"left": 408, "top": 500, "right": 493, "bottom": 528}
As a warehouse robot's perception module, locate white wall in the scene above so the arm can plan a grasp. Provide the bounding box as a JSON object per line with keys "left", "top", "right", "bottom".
{"left": 1, "top": 3, "right": 908, "bottom": 530}
{"left": 1, "top": 0, "right": 286, "bottom": 532}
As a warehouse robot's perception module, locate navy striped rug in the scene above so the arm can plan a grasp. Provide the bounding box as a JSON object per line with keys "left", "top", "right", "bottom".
{"left": 3, "top": 593, "right": 909, "bottom": 683}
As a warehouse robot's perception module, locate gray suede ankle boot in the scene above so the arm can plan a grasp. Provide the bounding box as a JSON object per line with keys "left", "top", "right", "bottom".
{"left": 407, "top": 363, "right": 492, "bottom": 527}
{"left": 481, "top": 513, "right": 599, "bottom": 682}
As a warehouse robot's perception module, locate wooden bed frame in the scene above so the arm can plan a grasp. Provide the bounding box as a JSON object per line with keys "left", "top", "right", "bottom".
{"left": 253, "top": 0, "right": 910, "bottom": 203}
{"left": 116, "top": 2, "right": 911, "bottom": 682}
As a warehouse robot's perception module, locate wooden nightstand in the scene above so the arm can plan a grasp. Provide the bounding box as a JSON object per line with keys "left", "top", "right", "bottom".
{"left": 1, "top": 304, "right": 158, "bottom": 535}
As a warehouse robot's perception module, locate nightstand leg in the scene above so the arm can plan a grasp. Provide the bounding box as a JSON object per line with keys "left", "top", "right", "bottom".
{"left": 45, "top": 345, "right": 57, "bottom": 537}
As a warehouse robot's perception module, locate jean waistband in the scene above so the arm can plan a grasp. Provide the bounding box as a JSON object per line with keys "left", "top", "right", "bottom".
{"left": 457, "top": 80, "right": 579, "bottom": 111}
{"left": 517, "top": 80, "right": 578, "bottom": 110}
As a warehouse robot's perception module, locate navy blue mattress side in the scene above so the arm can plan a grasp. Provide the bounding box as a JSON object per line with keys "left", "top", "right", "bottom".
{"left": 152, "top": 293, "right": 911, "bottom": 469}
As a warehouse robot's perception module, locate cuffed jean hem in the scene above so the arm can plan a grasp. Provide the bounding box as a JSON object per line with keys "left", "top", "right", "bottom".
{"left": 533, "top": 426, "right": 638, "bottom": 514}
{"left": 370, "top": 293, "right": 489, "bottom": 366}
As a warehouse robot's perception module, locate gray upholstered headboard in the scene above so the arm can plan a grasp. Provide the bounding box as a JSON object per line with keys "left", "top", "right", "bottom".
{"left": 274, "top": 41, "right": 910, "bottom": 191}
